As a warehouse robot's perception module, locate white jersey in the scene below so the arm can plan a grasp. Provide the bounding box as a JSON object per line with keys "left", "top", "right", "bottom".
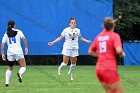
{"left": 2, "top": 28, "right": 24, "bottom": 55}
{"left": 61, "top": 27, "right": 81, "bottom": 49}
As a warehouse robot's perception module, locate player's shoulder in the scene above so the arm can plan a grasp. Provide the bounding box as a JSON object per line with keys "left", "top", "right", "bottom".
{"left": 13, "top": 28, "right": 22, "bottom": 32}
{"left": 112, "top": 32, "right": 120, "bottom": 37}
{"left": 75, "top": 27, "right": 80, "bottom": 30}
{"left": 3, "top": 32, "right": 8, "bottom": 37}
{"left": 62, "top": 27, "right": 70, "bottom": 34}
{"left": 97, "top": 32, "right": 103, "bottom": 37}
{"left": 64, "top": 27, "right": 70, "bottom": 30}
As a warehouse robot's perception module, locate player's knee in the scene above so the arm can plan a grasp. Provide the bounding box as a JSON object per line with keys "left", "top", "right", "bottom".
{"left": 62, "top": 62, "right": 68, "bottom": 66}
{"left": 70, "top": 64, "right": 76, "bottom": 67}
{"left": 19, "top": 60, "right": 26, "bottom": 67}
{"left": 21, "top": 67, "right": 26, "bottom": 71}
{"left": 8, "top": 67, "right": 13, "bottom": 71}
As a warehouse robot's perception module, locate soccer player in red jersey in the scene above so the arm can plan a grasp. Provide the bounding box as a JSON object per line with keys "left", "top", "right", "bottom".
{"left": 89, "top": 17, "right": 125, "bottom": 93}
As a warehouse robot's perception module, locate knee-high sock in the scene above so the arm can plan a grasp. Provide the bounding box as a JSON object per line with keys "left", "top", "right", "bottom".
{"left": 5, "top": 70, "right": 12, "bottom": 84}
{"left": 68, "top": 64, "right": 76, "bottom": 77}
{"left": 19, "top": 67, "right": 26, "bottom": 75}
{"left": 58, "top": 62, "right": 67, "bottom": 73}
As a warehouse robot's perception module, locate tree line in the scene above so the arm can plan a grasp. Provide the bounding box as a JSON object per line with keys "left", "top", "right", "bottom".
{"left": 114, "top": 0, "right": 140, "bottom": 41}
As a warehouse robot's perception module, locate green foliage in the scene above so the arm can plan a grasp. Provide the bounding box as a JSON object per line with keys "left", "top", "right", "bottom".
{"left": 114, "top": 0, "right": 140, "bottom": 40}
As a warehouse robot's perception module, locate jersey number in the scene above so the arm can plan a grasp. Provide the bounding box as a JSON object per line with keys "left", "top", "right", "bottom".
{"left": 9, "top": 37, "right": 16, "bottom": 44}
{"left": 99, "top": 42, "right": 106, "bottom": 53}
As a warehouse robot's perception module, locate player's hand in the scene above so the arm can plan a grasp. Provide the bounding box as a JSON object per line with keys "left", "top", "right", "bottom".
{"left": 122, "top": 51, "right": 125, "bottom": 57}
{"left": 48, "top": 42, "right": 53, "bottom": 46}
{"left": 119, "top": 51, "right": 125, "bottom": 58}
{"left": 25, "top": 48, "right": 28, "bottom": 55}
{"left": 88, "top": 40, "right": 92, "bottom": 44}
{"left": 2, "top": 54, "right": 6, "bottom": 61}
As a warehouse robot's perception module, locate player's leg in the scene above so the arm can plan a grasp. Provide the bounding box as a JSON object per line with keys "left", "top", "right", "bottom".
{"left": 58, "top": 55, "right": 69, "bottom": 75}
{"left": 107, "top": 81, "right": 123, "bottom": 93}
{"left": 101, "top": 82, "right": 122, "bottom": 93}
{"left": 101, "top": 82, "right": 111, "bottom": 93}
{"left": 5, "top": 55, "right": 15, "bottom": 86}
{"left": 68, "top": 56, "right": 77, "bottom": 80}
{"left": 96, "top": 68, "right": 122, "bottom": 93}
{"left": 17, "top": 54, "right": 26, "bottom": 83}
{"left": 105, "top": 70, "right": 123, "bottom": 93}
{"left": 68, "top": 49, "right": 78, "bottom": 80}
{"left": 5, "top": 65, "right": 14, "bottom": 87}
{"left": 58, "top": 49, "right": 70, "bottom": 75}
{"left": 116, "top": 82, "right": 123, "bottom": 93}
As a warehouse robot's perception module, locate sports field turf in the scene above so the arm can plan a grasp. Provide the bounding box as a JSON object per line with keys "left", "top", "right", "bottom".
{"left": 0, "top": 66, "right": 139, "bottom": 93}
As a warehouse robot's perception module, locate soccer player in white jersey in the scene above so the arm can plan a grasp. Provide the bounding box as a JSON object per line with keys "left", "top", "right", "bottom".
{"left": 48, "top": 17, "right": 91, "bottom": 80}
{"left": 1, "top": 20, "right": 28, "bottom": 87}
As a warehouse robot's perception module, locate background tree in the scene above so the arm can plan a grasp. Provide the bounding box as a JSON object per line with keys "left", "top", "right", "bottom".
{"left": 114, "top": 0, "right": 140, "bottom": 41}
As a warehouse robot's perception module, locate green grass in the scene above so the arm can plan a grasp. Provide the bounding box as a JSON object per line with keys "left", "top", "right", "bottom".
{"left": 0, "top": 66, "right": 140, "bottom": 93}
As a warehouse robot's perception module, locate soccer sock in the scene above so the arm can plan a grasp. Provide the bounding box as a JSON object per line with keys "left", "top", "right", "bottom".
{"left": 58, "top": 62, "right": 67, "bottom": 73}
{"left": 5, "top": 70, "right": 12, "bottom": 84}
{"left": 68, "top": 64, "right": 76, "bottom": 77}
{"left": 19, "top": 67, "right": 26, "bottom": 75}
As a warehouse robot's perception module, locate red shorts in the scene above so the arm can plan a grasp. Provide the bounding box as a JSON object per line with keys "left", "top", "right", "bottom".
{"left": 96, "top": 69, "right": 120, "bottom": 84}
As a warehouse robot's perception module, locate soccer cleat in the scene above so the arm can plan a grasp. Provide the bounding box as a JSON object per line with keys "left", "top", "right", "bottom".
{"left": 70, "top": 77, "right": 73, "bottom": 81}
{"left": 68, "top": 72, "right": 73, "bottom": 80}
{"left": 70, "top": 77, "right": 73, "bottom": 80}
{"left": 17, "top": 73, "right": 22, "bottom": 83}
{"left": 5, "top": 84, "right": 9, "bottom": 87}
{"left": 58, "top": 72, "right": 61, "bottom": 76}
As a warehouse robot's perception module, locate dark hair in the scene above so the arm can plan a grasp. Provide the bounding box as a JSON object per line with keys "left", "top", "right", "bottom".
{"left": 69, "top": 17, "right": 76, "bottom": 23}
{"left": 103, "top": 17, "right": 114, "bottom": 30}
{"left": 6, "top": 20, "right": 17, "bottom": 37}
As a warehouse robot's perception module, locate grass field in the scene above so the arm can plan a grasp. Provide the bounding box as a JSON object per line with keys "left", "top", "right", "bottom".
{"left": 0, "top": 66, "right": 139, "bottom": 93}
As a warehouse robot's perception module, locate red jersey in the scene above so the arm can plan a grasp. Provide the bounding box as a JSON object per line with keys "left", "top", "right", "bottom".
{"left": 90, "top": 29, "right": 122, "bottom": 71}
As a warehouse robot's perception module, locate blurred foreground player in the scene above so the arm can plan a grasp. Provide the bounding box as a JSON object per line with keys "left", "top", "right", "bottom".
{"left": 89, "top": 17, "right": 125, "bottom": 93}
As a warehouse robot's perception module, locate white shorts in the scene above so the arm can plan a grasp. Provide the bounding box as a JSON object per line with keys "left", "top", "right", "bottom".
{"left": 7, "top": 54, "right": 24, "bottom": 61}
{"left": 62, "top": 49, "right": 79, "bottom": 57}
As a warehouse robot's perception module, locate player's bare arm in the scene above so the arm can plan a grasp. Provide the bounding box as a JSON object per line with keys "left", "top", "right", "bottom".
{"left": 22, "top": 36, "right": 28, "bottom": 55}
{"left": 88, "top": 49, "right": 98, "bottom": 57}
{"left": 48, "top": 35, "right": 64, "bottom": 46}
{"left": 115, "top": 46, "right": 125, "bottom": 58}
{"left": 1, "top": 42, "right": 6, "bottom": 61}
{"left": 79, "top": 36, "right": 92, "bottom": 44}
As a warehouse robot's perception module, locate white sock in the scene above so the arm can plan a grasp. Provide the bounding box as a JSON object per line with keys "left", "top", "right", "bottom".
{"left": 5, "top": 70, "right": 12, "bottom": 84}
{"left": 19, "top": 67, "right": 26, "bottom": 75}
{"left": 68, "top": 64, "right": 76, "bottom": 77}
{"left": 58, "top": 62, "right": 67, "bottom": 73}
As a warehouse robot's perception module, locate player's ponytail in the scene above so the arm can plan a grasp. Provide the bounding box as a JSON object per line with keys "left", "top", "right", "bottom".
{"left": 6, "top": 20, "right": 17, "bottom": 37}
{"left": 104, "top": 16, "right": 122, "bottom": 31}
